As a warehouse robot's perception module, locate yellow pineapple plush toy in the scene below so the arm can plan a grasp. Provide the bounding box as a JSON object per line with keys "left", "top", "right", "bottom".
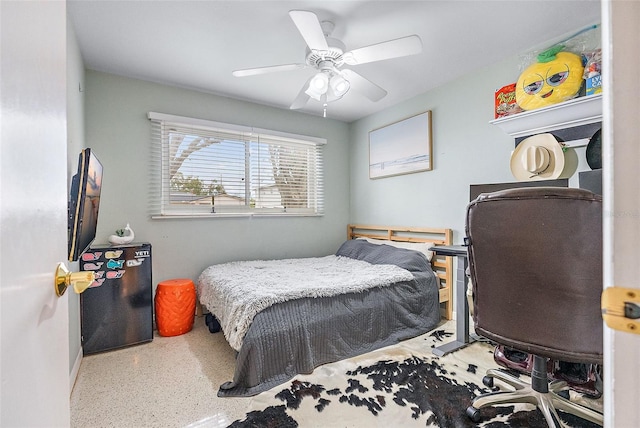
{"left": 515, "top": 45, "right": 585, "bottom": 111}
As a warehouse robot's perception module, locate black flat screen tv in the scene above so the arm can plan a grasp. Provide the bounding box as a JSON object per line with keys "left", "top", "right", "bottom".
{"left": 68, "top": 148, "right": 103, "bottom": 261}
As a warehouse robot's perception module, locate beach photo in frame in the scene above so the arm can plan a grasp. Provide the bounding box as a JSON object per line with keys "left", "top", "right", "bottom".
{"left": 369, "top": 111, "right": 432, "bottom": 179}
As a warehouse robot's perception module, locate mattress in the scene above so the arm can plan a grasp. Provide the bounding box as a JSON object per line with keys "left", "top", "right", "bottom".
{"left": 197, "top": 239, "right": 441, "bottom": 397}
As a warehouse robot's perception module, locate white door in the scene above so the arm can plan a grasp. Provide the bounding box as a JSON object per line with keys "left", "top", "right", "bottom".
{"left": 602, "top": 1, "right": 640, "bottom": 427}
{"left": 1, "top": 1, "right": 71, "bottom": 426}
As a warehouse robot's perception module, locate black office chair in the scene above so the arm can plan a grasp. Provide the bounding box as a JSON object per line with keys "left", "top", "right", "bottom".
{"left": 464, "top": 187, "right": 603, "bottom": 427}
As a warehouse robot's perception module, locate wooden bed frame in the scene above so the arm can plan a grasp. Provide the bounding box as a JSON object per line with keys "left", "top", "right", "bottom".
{"left": 347, "top": 224, "right": 454, "bottom": 320}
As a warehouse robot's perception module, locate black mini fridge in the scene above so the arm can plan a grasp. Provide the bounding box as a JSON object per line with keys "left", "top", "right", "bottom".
{"left": 80, "top": 242, "right": 153, "bottom": 354}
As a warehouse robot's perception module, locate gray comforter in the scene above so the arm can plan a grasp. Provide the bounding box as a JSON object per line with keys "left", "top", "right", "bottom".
{"left": 213, "top": 239, "right": 440, "bottom": 397}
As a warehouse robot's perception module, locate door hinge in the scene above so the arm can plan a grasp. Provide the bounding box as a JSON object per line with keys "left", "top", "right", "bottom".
{"left": 602, "top": 286, "right": 640, "bottom": 335}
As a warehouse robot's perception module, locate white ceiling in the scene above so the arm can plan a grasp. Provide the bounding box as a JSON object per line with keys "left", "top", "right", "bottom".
{"left": 68, "top": 0, "right": 601, "bottom": 123}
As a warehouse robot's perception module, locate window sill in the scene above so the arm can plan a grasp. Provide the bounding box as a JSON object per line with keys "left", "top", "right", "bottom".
{"left": 151, "top": 213, "right": 323, "bottom": 220}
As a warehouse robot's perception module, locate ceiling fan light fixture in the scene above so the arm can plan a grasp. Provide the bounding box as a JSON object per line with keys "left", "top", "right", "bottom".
{"left": 330, "top": 74, "right": 350, "bottom": 97}
{"left": 305, "top": 72, "right": 329, "bottom": 100}
{"left": 234, "top": 10, "right": 424, "bottom": 114}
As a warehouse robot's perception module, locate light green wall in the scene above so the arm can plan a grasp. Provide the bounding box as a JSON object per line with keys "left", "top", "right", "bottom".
{"left": 84, "top": 71, "right": 350, "bottom": 286}
{"left": 349, "top": 55, "right": 592, "bottom": 243}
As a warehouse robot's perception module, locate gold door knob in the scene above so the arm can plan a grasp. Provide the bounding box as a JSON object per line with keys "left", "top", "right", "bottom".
{"left": 54, "top": 263, "right": 96, "bottom": 297}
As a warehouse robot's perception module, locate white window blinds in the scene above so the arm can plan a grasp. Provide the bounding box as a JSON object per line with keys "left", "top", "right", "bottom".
{"left": 148, "top": 112, "right": 325, "bottom": 218}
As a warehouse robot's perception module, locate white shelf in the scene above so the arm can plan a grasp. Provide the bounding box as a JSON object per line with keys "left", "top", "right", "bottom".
{"left": 489, "top": 94, "right": 602, "bottom": 138}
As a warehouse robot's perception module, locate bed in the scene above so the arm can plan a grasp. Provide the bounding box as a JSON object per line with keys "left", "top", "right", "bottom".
{"left": 196, "top": 224, "right": 453, "bottom": 397}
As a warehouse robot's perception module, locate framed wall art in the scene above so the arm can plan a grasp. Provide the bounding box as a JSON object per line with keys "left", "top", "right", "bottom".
{"left": 369, "top": 111, "right": 432, "bottom": 179}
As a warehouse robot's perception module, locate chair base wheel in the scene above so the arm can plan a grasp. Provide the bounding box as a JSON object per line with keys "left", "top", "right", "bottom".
{"left": 466, "top": 406, "right": 482, "bottom": 423}
{"left": 483, "top": 375, "right": 494, "bottom": 388}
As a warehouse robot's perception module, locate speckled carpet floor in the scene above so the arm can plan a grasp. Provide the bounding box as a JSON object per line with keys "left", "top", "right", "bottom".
{"left": 229, "top": 324, "right": 602, "bottom": 427}
{"left": 71, "top": 318, "right": 602, "bottom": 427}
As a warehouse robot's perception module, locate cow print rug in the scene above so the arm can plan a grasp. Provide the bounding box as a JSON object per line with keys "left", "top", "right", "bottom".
{"left": 228, "top": 321, "right": 602, "bottom": 427}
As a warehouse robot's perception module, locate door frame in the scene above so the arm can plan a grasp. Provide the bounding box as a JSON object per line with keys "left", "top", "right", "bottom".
{"left": 602, "top": 1, "right": 640, "bottom": 426}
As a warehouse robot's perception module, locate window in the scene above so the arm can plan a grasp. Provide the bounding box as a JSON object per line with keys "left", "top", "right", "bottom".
{"left": 148, "top": 113, "right": 325, "bottom": 218}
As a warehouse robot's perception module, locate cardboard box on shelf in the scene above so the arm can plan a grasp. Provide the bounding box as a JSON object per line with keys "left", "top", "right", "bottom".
{"left": 586, "top": 74, "right": 602, "bottom": 96}
{"left": 495, "top": 83, "right": 523, "bottom": 118}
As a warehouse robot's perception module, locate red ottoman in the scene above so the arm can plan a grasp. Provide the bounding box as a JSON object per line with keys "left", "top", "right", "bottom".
{"left": 155, "top": 278, "right": 196, "bottom": 337}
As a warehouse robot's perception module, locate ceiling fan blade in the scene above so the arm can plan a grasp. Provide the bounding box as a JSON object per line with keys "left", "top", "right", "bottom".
{"left": 341, "top": 69, "right": 387, "bottom": 102}
{"left": 232, "top": 63, "right": 306, "bottom": 77}
{"left": 290, "top": 77, "right": 312, "bottom": 109}
{"left": 289, "top": 10, "right": 329, "bottom": 51}
{"left": 343, "top": 35, "right": 422, "bottom": 65}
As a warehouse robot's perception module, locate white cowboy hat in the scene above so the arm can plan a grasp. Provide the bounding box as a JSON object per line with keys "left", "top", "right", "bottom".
{"left": 510, "top": 133, "right": 566, "bottom": 181}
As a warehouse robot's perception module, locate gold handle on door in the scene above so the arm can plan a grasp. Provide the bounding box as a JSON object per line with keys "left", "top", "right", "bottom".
{"left": 54, "top": 263, "right": 96, "bottom": 297}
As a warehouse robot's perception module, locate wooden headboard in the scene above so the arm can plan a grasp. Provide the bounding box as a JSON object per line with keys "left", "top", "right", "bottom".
{"left": 347, "top": 224, "right": 453, "bottom": 320}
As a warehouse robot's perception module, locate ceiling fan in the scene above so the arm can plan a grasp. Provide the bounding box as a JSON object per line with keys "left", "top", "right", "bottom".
{"left": 232, "top": 10, "right": 423, "bottom": 112}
